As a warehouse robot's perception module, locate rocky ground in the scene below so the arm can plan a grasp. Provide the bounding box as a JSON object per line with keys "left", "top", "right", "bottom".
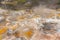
{"left": 0, "top": 6, "right": 60, "bottom": 40}
{"left": 0, "top": 0, "right": 60, "bottom": 40}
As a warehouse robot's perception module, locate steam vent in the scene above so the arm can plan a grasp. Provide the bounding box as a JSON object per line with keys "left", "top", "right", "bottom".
{"left": 0, "top": 0, "right": 60, "bottom": 40}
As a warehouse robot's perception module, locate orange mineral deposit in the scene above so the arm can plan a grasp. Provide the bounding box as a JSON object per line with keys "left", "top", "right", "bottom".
{"left": 23, "top": 29, "right": 33, "bottom": 39}
{"left": 0, "top": 27, "right": 8, "bottom": 34}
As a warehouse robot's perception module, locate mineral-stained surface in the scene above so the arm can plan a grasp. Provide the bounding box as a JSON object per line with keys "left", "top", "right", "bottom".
{"left": 0, "top": 7, "right": 60, "bottom": 40}
{"left": 0, "top": 0, "right": 60, "bottom": 40}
